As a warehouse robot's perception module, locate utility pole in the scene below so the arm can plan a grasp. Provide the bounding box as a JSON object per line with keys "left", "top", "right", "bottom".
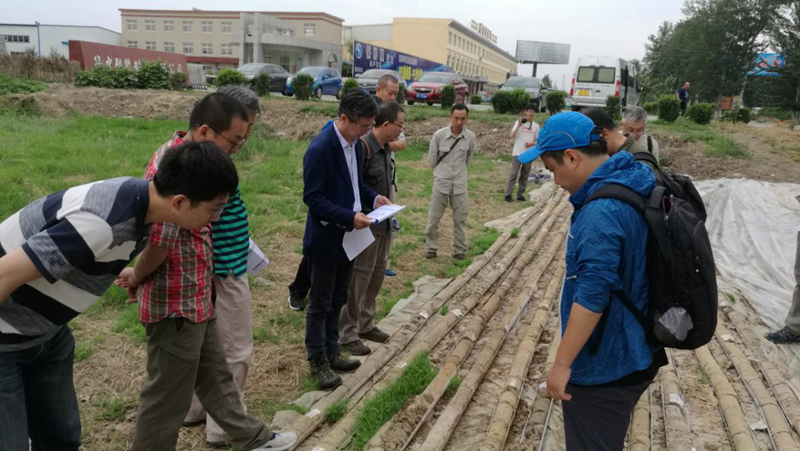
{"left": 35, "top": 21, "right": 41, "bottom": 56}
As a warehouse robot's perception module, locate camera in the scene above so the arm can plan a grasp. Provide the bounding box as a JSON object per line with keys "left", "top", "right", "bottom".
{"left": 520, "top": 118, "right": 528, "bottom": 124}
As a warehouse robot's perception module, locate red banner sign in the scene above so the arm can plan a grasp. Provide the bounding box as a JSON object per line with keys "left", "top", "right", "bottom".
{"left": 69, "top": 40, "right": 189, "bottom": 75}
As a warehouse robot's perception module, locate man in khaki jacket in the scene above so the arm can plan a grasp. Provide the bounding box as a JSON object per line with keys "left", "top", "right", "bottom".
{"left": 426, "top": 103, "right": 476, "bottom": 260}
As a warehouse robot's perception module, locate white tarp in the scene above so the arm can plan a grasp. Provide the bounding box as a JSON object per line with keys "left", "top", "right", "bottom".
{"left": 695, "top": 179, "right": 800, "bottom": 329}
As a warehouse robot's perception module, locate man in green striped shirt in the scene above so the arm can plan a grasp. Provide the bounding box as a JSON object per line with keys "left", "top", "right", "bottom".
{"left": 184, "top": 86, "right": 260, "bottom": 447}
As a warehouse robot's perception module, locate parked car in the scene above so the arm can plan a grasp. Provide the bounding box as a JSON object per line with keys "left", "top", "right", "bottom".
{"left": 356, "top": 69, "right": 407, "bottom": 94}
{"left": 406, "top": 72, "right": 467, "bottom": 106}
{"left": 236, "top": 63, "right": 291, "bottom": 94}
{"left": 500, "top": 76, "right": 546, "bottom": 111}
{"left": 285, "top": 67, "right": 343, "bottom": 98}
{"left": 569, "top": 56, "right": 640, "bottom": 113}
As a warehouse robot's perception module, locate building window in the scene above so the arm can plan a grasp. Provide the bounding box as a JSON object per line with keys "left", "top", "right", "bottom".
{"left": 448, "top": 32, "right": 452, "bottom": 44}
{"left": 221, "top": 22, "right": 233, "bottom": 33}
{"left": 281, "top": 29, "right": 292, "bottom": 37}
{"left": 221, "top": 43, "right": 233, "bottom": 55}
{"left": 183, "top": 42, "right": 193, "bottom": 54}
{"left": 183, "top": 21, "right": 193, "bottom": 32}
{"left": 304, "top": 23, "right": 316, "bottom": 36}
{"left": 146, "top": 41, "right": 156, "bottom": 51}
{"left": 201, "top": 43, "right": 213, "bottom": 55}
{"left": 126, "top": 19, "right": 138, "bottom": 31}
{"left": 202, "top": 21, "right": 213, "bottom": 33}
{"left": 164, "top": 20, "right": 174, "bottom": 32}
{"left": 145, "top": 20, "right": 156, "bottom": 32}
{"left": 164, "top": 42, "right": 175, "bottom": 52}
{"left": 3, "top": 35, "right": 30, "bottom": 43}
{"left": 127, "top": 41, "right": 138, "bottom": 48}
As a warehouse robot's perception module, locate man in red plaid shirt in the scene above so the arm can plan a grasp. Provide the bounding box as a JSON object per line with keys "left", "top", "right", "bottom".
{"left": 125, "top": 93, "right": 297, "bottom": 451}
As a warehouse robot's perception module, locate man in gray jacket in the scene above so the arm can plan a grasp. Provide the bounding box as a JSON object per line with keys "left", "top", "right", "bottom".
{"left": 426, "top": 104, "right": 476, "bottom": 260}
{"left": 339, "top": 101, "right": 406, "bottom": 356}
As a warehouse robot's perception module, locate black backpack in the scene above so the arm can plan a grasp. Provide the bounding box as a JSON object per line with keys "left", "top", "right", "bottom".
{"left": 585, "top": 154, "right": 717, "bottom": 351}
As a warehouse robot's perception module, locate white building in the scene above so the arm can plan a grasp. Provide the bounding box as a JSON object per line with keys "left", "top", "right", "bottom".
{"left": 0, "top": 23, "right": 121, "bottom": 58}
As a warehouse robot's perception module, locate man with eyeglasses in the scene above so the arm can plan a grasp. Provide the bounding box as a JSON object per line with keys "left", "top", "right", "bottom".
{"left": 339, "top": 100, "right": 405, "bottom": 357}
{"left": 302, "top": 89, "right": 391, "bottom": 389}
{"left": 127, "top": 93, "right": 299, "bottom": 450}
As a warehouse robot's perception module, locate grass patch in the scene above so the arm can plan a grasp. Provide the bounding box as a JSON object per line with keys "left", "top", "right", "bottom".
{"left": 403, "top": 105, "right": 548, "bottom": 125}
{"left": 649, "top": 118, "right": 748, "bottom": 158}
{"left": 298, "top": 103, "right": 338, "bottom": 117}
{"left": 698, "top": 368, "right": 710, "bottom": 385}
{"left": 440, "top": 304, "right": 449, "bottom": 316}
{"left": 345, "top": 352, "right": 438, "bottom": 450}
{"left": 74, "top": 335, "right": 104, "bottom": 363}
{"left": 444, "top": 376, "right": 462, "bottom": 398}
{"left": 725, "top": 292, "right": 736, "bottom": 304}
{"left": 469, "top": 227, "right": 501, "bottom": 257}
{"left": 325, "top": 399, "right": 349, "bottom": 424}
{"left": 253, "top": 309, "right": 306, "bottom": 345}
{"left": 510, "top": 228, "right": 520, "bottom": 238}
{"left": 95, "top": 397, "right": 126, "bottom": 421}
{"left": 251, "top": 400, "right": 309, "bottom": 423}
{"left": 111, "top": 303, "right": 146, "bottom": 344}
{"left": 375, "top": 289, "right": 412, "bottom": 323}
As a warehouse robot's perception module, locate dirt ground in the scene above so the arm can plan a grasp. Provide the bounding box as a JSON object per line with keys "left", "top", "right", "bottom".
{"left": 6, "top": 85, "right": 800, "bottom": 450}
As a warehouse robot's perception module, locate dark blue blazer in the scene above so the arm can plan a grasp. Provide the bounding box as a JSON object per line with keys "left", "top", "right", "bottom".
{"left": 302, "top": 123, "right": 378, "bottom": 264}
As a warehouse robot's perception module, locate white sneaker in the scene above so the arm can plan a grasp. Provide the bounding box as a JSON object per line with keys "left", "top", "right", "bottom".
{"left": 252, "top": 431, "right": 298, "bottom": 451}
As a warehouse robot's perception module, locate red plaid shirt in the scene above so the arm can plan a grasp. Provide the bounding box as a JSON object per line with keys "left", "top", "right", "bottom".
{"left": 137, "top": 132, "right": 214, "bottom": 324}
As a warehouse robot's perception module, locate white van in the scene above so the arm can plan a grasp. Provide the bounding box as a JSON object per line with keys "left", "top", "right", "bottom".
{"left": 569, "top": 56, "right": 640, "bottom": 113}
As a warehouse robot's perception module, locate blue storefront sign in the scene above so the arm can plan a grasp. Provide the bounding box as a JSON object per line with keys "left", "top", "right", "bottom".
{"left": 748, "top": 53, "right": 786, "bottom": 77}
{"left": 353, "top": 41, "right": 451, "bottom": 84}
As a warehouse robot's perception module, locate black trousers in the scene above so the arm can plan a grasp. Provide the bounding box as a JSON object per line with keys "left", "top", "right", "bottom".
{"left": 288, "top": 255, "right": 311, "bottom": 299}
{"left": 304, "top": 258, "right": 353, "bottom": 359}
{"left": 562, "top": 377, "right": 653, "bottom": 451}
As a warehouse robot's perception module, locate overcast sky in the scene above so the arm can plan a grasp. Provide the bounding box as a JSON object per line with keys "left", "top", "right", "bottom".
{"left": 7, "top": 0, "right": 687, "bottom": 88}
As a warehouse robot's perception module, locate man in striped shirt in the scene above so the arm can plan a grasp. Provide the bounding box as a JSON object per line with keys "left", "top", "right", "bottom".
{"left": 0, "top": 143, "right": 240, "bottom": 451}
{"left": 183, "top": 86, "right": 262, "bottom": 447}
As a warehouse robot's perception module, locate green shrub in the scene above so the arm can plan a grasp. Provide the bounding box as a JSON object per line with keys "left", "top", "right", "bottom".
{"left": 470, "top": 94, "right": 482, "bottom": 105}
{"left": 492, "top": 88, "right": 530, "bottom": 114}
{"left": 722, "top": 107, "right": 752, "bottom": 124}
{"left": 687, "top": 102, "right": 715, "bottom": 125}
{"left": 756, "top": 107, "right": 792, "bottom": 121}
{"left": 216, "top": 69, "right": 247, "bottom": 87}
{"left": 643, "top": 102, "right": 658, "bottom": 115}
{"left": 112, "top": 67, "right": 138, "bottom": 89}
{"left": 341, "top": 78, "right": 359, "bottom": 98}
{"left": 291, "top": 73, "right": 315, "bottom": 100}
{"left": 397, "top": 84, "right": 406, "bottom": 104}
{"left": 657, "top": 95, "right": 681, "bottom": 123}
{"left": 168, "top": 71, "right": 188, "bottom": 91}
{"left": 546, "top": 91, "right": 567, "bottom": 114}
{"left": 74, "top": 65, "right": 115, "bottom": 88}
{"left": 0, "top": 71, "right": 47, "bottom": 95}
{"left": 253, "top": 72, "right": 270, "bottom": 96}
{"left": 441, "top": 84, "right": 456, "bottom": 109}
{"left": 135, "top": 60, "right": 169, "bottom": 90}
{"left": 605, "top": 95, "right": 621, "bottom": 119}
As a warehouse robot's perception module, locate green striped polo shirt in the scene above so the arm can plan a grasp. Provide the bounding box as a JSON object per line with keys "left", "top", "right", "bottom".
{"left": 212, "top": 186, "right": 250, "bottom": 278}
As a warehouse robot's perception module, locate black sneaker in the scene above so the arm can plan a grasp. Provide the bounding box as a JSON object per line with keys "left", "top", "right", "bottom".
{"left": 288, "top": 292, "right": 305, "bottom": 311}
{"left": 765, "top": 327, "right": 800, "bottom": 344}
{"left": 341, "top": 340, "right": 371, "bottom": 356}
{"left": 309, "top": 354, "right": 342, "bottom": 390}
{"left": 517, "top": 194, "right": 527, "bottom": 201}
{"left": 327, "top": 353, "right": 361, "bottom": 373}
{"left": 359, "top": 327, "right": 390, "bottom": 343}
{"left": 504, "top": 195, "right": 512, "bottom": 203}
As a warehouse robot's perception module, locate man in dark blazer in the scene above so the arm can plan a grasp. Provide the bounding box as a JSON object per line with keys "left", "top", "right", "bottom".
{"left": 302, "top": 89, "right": 390, "bottom": 389}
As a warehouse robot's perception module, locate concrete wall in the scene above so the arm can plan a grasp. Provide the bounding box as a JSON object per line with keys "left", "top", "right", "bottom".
{"left": 390, "top": 18, "right": 450, "bottom": 64}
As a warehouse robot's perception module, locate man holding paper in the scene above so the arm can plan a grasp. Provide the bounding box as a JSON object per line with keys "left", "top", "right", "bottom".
{"left": 339, "top": 101, "right": 406, "bottom": 356}
{"left": 302, "top": 90, "right": 391, "bottom": 389}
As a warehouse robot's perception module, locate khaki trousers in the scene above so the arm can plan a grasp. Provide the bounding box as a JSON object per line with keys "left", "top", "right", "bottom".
{"left": 505, "top": 156, "right": 532, "bottom": 197}
{"left": 185, "top": 273, "right": 253, "bottom": 443}
{"left": 784, "top": 232, "right": 800, "bottom": 334}
{"left": 340, "top": 232, "right": 393, "bottom": 344}
{"left": 131, "top": 314, "right": 269, "bottom": 451}
{"left": 426, "top": 188, "right": 469, "bottom": 256}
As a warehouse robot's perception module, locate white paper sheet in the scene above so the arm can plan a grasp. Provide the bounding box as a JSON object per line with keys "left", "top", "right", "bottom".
{"left": 367, "top": 204, "right": 406, "bottom": 224}
{"left": 247, "top": 239, "right": 269, "bottom": 275}
{"left": 343, "top": 227, "right": 375, "bottom": 261}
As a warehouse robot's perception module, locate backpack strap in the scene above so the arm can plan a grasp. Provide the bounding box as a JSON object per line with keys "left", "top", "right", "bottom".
{"left": 583, "top": 184, "right": 652, "bottom": 355}
{"left": 647, "top": 135, "right": 653, "bottom": 155}
{"left": 359, "top": 138, "right": 372, "bottom": 170}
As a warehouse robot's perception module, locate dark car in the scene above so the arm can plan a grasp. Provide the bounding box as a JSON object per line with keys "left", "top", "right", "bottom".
{"left": 356, "top": 69, "right": 407, "bottom": 94}
{"left": 406, "top": 72, "right": 468, "bottom": 106}
{"left": 236, "top": 63, "right": 291, "bottom": 94}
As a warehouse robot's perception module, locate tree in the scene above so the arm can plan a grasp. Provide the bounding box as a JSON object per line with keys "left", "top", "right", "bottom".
{"left": 541, "top": 74, "right": 552, "bottom": 88}
{"left": 769, "top": 1, "right": 800, "bottom": 117}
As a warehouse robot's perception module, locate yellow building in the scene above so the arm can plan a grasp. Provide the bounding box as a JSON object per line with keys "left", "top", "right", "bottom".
{"left": 344, "top": 18, "right": 517, "bottom": 91}
{"left": 120, "top": 9, "right": 343, "bottom": 74}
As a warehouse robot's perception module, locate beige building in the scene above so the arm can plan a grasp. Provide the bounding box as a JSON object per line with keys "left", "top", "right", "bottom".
{"left": 345, "top": 18, "right": 517, "bottom": 91}
{"left": 119, "top": 9, "right": 343, "bottom": 74}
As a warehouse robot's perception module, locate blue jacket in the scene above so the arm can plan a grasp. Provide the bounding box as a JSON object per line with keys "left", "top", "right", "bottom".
{"left": 562, "top": 151, "right": 657, "bottom": 385}
{"left": 302, "top": 123, "right": 378, "bottom": 264}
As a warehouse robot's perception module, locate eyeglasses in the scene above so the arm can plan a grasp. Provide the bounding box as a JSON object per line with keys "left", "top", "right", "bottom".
{"left": 208, "top": 126, "right": 247, "bottom": 152}
{"left": 389, "top": 121, "right": 404, "bottom": 130}
{"left": 347, "top": 116, "right": 374, "bottom": 132}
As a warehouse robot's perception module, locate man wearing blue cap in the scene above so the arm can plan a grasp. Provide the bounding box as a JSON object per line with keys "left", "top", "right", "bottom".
{"left": 519, "top": 112, "right": 666, "bottom": 450}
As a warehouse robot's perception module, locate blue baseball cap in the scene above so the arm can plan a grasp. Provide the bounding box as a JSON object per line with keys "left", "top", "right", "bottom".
{"left": 518, "top": 112, "right": 601, "bottom": 164}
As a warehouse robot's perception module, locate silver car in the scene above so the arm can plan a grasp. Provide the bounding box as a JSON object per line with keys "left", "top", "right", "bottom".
{"left": 356, "top": 69, "right": 407, "bottom": 95}
{"left": 500, "top": 76, "right": 546, "bottom": 111}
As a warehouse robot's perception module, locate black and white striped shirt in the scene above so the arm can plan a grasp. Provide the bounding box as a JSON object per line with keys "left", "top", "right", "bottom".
{"left": 0, "top": 177, "right": 150, "bottom": 351}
